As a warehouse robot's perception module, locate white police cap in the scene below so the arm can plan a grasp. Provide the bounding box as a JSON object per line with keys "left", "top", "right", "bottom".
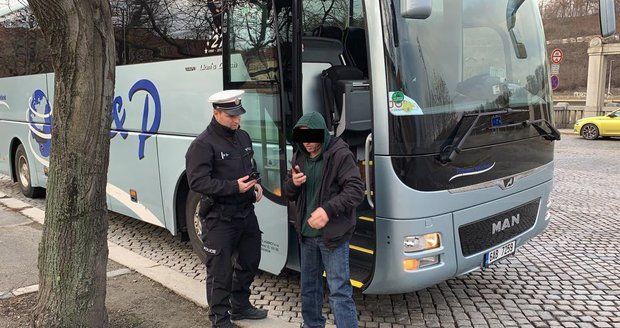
{"left": 208, "top": 90, "right": 246, "bottom": 115}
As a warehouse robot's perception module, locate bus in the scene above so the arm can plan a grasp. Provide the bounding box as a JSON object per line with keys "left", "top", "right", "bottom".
{"left": 0, "top": 0, "right": 614, "bottom": 294}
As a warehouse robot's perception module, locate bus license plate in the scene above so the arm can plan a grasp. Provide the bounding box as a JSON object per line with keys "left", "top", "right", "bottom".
{"left": 484, "top": 241, "right": 516, "bottom": 267}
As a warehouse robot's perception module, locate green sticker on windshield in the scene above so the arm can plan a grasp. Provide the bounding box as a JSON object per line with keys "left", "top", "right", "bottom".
{"left": 392, "top": 91, "right": 405, "bottom": 103}
{"left": 389, "top": 91, "right": 423, "bottom": 116}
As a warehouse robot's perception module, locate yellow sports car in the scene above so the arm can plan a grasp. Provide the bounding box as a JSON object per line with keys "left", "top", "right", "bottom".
{"left": 574, "top": 109, "right": 620, "bottom": 140}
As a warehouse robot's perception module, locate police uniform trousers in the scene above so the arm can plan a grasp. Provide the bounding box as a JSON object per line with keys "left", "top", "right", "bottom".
{"left": 200, "top": 205, "right": 261, "bottom": 327}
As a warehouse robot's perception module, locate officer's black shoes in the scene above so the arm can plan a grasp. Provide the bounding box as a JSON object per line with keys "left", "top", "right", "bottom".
{"left": 229, "top": 306, "right": 268, "bottom": 320}
{"left": 214, "top": 322, "right": 240, "bottom": 328}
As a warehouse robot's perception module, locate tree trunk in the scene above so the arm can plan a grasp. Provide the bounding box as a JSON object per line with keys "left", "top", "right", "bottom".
{"left": 29, "top": 1, "right": 116, "bottom": 327}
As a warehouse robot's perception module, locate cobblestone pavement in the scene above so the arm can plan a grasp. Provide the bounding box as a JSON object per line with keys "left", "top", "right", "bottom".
{"left": 1, "top": 134, "right": 619, "bottom": 328}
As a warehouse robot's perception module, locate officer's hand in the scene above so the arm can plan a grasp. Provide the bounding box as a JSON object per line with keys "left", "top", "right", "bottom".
{"left": 308, "top": 207, "right": 329, "bottom": 229}
{"left": 237, "top": 176, "right": 258, "bottom": 193}
{"left": 254, "top": 184, "right": 263, "bottom": 203}
{"left": 292, "top": 166, "right": 306, "bottom": 187}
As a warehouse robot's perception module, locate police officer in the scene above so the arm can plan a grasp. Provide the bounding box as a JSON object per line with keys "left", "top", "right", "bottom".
{"left": 185, "top": 90, "right": 267, "bottom": 328}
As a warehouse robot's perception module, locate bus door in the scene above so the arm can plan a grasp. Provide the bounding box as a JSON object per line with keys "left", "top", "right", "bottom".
{"left": 222, "top": 0, "right": 295, "bottom": 274}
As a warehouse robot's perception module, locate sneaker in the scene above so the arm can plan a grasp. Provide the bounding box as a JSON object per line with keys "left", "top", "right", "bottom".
{"left": 229, "top": 306, "right": 268, "bottom": 320}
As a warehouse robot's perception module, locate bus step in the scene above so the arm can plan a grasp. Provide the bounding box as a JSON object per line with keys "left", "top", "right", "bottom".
{"left": 322, "top": 260, "right": 369, "bottom": 289}
{"left": 322, "top": 271, "right": 364, "bottom": 288}
{"left": 358, "top": 215, "right": 374, "bottom": 222}
{"left": 349, "top": 234, "right": 374, "bottom": 256}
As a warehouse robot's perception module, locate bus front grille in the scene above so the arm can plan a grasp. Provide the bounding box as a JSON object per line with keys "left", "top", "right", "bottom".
{"left": 458, "top": 199, "right": 540, "bottom": 257}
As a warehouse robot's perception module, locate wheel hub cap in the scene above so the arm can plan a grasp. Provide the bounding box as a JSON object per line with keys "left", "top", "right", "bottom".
{"left": 18, "top": 156, "right": 30, "bottom": 188}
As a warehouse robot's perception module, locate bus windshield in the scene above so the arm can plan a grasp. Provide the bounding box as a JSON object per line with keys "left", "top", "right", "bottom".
{"left": 381, "top": 0, "right": 551, "bottom": 155}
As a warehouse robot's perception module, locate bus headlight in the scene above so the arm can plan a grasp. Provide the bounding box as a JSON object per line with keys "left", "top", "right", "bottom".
{"left": 403, "top": 233, "right": 441, "bottom": 252}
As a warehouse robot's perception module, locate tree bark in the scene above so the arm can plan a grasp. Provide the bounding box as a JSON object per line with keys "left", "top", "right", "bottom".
{"left": 29, "top": 1, "right": 116, "bottom": 327}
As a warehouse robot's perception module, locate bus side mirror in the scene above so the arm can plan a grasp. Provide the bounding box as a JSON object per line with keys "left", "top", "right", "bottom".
{"left": 599, "top": 0, "right": 616, "bottom": 37}
{"left": 401, "top": 0, "right": 432, "bottom": 19}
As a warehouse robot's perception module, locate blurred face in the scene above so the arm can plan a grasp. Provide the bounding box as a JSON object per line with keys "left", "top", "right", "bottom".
{"left": 299, "top": 127, "right": 322, "bottom": 155}
{"left": 303, "top": 142, "right": 322, "bottom": 154}
{"left": 213, "top": 109, "right": 241, "bottom": 130}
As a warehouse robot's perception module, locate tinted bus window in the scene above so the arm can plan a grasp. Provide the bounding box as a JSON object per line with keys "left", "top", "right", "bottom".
{"left": 0, "top": 8, "right": 52, "bottom": 78}
{"left": 111, "top": 0, "right": 224, "bottom": 65}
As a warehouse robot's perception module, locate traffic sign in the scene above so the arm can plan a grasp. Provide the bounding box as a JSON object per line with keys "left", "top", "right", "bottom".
{"left": 551, "top": 48, "right": 564, "bottom": 64}
{"left": 551, "top": 64, "right": 560, "bottom": 75}
{"left": 551, "top": 75, "right": 560, "bottom": 90}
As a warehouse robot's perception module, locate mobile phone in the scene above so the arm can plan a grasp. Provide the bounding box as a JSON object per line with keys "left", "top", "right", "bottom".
{"left": 245, "top": 171, "right": 261, "bottom": 182}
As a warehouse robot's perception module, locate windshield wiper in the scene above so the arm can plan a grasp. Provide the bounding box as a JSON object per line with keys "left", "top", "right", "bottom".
{"left": 528, "top": 119, "right": 561, "bottom": 141}
{"left": 438, "top": 108, "right": 529, "bottom": 164}
{"left": 491, "top": 118, "right": 561, "bottom": 141}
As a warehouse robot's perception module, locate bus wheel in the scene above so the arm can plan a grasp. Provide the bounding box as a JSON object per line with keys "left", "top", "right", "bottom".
{"left": 185, "top": 191, "right": 207, "bottom": 264}
{"left": 581, "top": 124, "right": 599, "bottom": 140}
{"left": 14, "top": 144, "right": 44, "bottom": 198}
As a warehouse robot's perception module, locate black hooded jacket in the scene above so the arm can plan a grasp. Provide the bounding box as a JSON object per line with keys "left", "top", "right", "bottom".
{"left": 284, "top": 113, "right": 365, "bottom": 249}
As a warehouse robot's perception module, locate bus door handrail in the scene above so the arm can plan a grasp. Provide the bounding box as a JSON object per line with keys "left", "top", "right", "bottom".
{"left": 365, "top": 133, "right": 374, "bottom": 209}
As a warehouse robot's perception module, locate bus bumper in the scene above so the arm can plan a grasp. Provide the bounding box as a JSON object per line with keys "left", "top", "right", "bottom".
{"left": 363, "top": 180, "right": 553, "bottom": 294}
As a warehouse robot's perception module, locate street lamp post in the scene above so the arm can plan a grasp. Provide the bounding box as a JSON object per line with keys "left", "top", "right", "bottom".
{"left": 607, "top": 59, "right": 615, "bottom": 99}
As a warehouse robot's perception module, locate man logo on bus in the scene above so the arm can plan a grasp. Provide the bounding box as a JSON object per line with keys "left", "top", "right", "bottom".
{"left": 492, "top": 214, "right": 520, "bottom": 235}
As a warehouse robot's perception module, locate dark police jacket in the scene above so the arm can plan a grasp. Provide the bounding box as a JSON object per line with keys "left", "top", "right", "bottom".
{"left": 185, "top": 117, "right": 256, "bottom": 219}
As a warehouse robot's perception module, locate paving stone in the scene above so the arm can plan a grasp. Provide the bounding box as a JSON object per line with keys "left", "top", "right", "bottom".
{"left": 1, "top": 133, "right": 618, "bottom": 327}
{"left": 0, "top": 197, "right": 31, "bottom": 210}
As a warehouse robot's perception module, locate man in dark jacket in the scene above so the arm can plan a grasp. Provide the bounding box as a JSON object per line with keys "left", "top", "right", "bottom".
{"left": 185, "top": 90, "right": 267, "bottom": 328}
{"left": 284, "top": 112, "right": 365, "bottom": 328}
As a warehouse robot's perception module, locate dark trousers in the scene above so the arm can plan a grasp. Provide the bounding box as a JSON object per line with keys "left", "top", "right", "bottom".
{"left": 201, "top": 211, "right": 261, "bottom": 327}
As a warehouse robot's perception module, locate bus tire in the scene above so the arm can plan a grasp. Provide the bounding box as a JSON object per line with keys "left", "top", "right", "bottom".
{"left": 14, "top": 144, "right": 45, "bottom": 198}
{"left": 185, "top": 191, "right": 207, "bottom": 264}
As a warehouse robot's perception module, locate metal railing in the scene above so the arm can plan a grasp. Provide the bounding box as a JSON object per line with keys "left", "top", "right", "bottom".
{"left": 553, "top": 106, "right": 616, "bottom": 129}
{"left": 553, "top": 107, "right": 584, "bottom": 129}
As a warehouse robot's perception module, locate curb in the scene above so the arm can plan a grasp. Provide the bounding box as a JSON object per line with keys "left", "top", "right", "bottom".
{"left": 0, "top": 269, "right": 132, "bottom": 300}
{"left": 559, "top": 129, "right": 578, "bottom": 135}
{"left": 0, "top": 196, "right": 298, "bottom": 328}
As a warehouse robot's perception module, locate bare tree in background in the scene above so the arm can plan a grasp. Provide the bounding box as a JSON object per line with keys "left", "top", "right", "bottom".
{"left": 541, "top": 0, "right": 620, "bottom": 18}
{"left": 27, "top": 1, "right": 116, "bottom": 326}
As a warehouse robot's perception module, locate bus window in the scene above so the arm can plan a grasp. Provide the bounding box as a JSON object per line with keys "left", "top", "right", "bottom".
{"left": 0, "top": 8, "right": 52, "bottom": 78}
{"left": 463, "top": 27, "right": 507, "bottom": 82}
{"left": 110, "top": 0, "right": 223, "bottom": 65}
{"left": 225, "top": 1, "right": 279, "bottom": 85}
{"left": 242, "top": 92, "right": 283, "bottom": 197}
{"left": 303, "top": 0, "right": 349, "bottom": 35}
{"left": 221, "top": 1, "right": 290, "bottom": 199}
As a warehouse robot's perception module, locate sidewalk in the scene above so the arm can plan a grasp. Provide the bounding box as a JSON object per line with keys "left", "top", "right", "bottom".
{"left": 559, "top": 128, "right": 578, "bottom": 135}
{"left": 0, "top": 194, "right": 297, "bottom": 328}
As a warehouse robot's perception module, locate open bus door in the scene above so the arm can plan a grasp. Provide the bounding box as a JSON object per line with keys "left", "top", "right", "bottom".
{"left": 221, "top": 0, "right": 302, "bottom": 274}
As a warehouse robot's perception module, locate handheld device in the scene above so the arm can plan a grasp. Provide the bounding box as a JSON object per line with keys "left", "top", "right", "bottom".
{"left": 245, "top": 171, "right": 261, "bottom": 182}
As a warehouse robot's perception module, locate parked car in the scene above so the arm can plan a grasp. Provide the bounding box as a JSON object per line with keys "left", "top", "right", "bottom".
{"left": 574, "top": 109, "right": 620, "bottom": 139}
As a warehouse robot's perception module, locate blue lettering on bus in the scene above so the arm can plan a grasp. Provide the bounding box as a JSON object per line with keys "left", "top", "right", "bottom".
{"left": 29, "top": 79, "right": 161, "bottom": 161}
{"left": 109, "top": 79, "right": 161, "bottom": 159}
{"left": 455, "top": 163, "right": 494, "bottom": 175}
{"left": 129, "top": 79, "right": 161, "bottom": 160}
{"left": 110, "top": 96, "right": 128, "bottom": 139}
